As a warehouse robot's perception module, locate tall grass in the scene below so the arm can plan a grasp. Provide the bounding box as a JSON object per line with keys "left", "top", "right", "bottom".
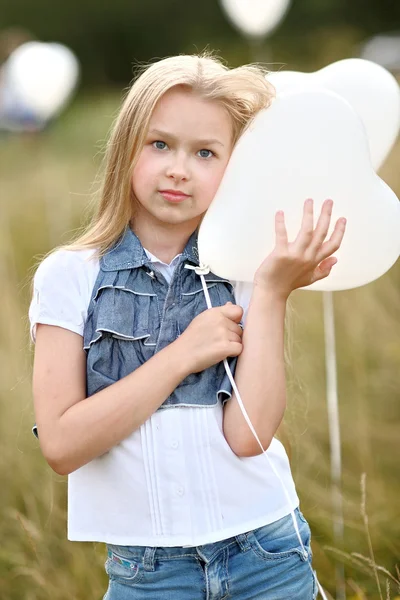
{"left": 1, "top": 91, "right": 399, "bottom": 599}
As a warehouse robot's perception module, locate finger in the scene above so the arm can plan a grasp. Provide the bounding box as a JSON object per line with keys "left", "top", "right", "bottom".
{"left": 229, "top": 323, "right": 243, "bottom": 337}
{"left": 311, "top": 257, "right": 338, "bottom": 283}
{"left": 225, "top": 312, "right": 244, "bottom": 327}
{"left": 293, "top": 199, "right": 314, "bottom": 252}
{"left": 226, "top": 341, "right": 243, "bottom": 357}
{"left": 221, "top": 303, "right": 243, "bottom": 322}
{"left": 316, "top": 217, "right": 347, "bottom": 263}
{"left": 275, "top": 210, "right": 288, "bottom": 250}
{"left": 228, "top": 331, "right": 243, "bottom": 344}
{"left": 309, "top": 198, "right": 334, "bottom": 251}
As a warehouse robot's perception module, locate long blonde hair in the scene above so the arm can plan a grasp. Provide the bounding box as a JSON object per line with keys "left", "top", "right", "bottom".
{"left": 62, "top": 51, "right": 275, "bottom": 256}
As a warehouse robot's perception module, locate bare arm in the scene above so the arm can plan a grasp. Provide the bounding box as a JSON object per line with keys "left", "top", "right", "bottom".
{"left": 223, "top": 199, "right": 346, "bottom": 458}
{"left": 33, "top": 324, "right": 192, "bottom": 476}
{"left": 223, "top": 285, "right": 287, "bottom": 457}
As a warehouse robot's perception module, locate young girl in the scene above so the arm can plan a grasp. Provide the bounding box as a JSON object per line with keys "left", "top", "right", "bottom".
{"left": 30, "top": 53, "right": 345, "bottom": 599}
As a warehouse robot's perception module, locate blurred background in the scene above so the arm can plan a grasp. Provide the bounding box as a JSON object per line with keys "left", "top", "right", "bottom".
{"left": 1, "top": 0, "right": 399, "bottom": 599}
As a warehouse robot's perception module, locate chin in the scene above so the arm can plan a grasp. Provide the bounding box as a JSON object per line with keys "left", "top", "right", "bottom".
{"left": 156, "top": 208, "right": 201, "bottom": 225}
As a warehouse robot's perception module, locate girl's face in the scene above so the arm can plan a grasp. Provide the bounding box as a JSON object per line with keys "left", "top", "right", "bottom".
{"left": 131, "top": 86, "right": 234, "bottom": 231}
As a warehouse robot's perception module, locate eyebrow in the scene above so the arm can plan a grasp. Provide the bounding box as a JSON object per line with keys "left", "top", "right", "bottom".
{"left": 148, "top": 128, "right": 225, "bottom": 147}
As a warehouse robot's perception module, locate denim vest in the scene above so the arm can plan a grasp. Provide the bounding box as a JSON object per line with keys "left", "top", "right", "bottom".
{"left": 82, "top": 226, "right": 240, "bottom": 409}
{"left": 31, "top": 226, "right": 239, "bottom": 438}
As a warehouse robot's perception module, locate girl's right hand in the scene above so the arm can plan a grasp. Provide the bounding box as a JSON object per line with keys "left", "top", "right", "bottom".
{"left": 177, "top": 302, "right": 244, "bottom": 374}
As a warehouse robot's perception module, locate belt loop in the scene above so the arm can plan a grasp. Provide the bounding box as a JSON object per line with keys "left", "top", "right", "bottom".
{"left": 235, "top": 532, "right": 251, "bottom": 552}
{"left": 143, "top": 547, "right": 156, "bottom": 571}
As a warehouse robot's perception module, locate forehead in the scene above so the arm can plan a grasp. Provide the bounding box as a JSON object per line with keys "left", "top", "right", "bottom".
{"left": 149, "top": 87, "right": 233, "bottom": 143}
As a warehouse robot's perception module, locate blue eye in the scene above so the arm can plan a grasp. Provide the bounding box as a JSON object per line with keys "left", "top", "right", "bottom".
{"left": 153, "top": 141, "right": 167, "bottom": 150}
{"left": 198, "top": 149, "right": 214, "bottom": 159}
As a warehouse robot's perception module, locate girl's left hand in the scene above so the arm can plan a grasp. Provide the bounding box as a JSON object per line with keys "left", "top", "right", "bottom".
{"left": 254, "top": 198, "right": 347, "bottom": 300}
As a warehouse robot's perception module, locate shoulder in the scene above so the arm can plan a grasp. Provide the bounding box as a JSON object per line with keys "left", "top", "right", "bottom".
{"left": 29, "top": 248, "right": 100, "bottom": 342}
{"left": 35, "top": 247, "right": 99, "bottom": 277}
{"left": 34, "top": 248, "right": 100, "bottom": 290}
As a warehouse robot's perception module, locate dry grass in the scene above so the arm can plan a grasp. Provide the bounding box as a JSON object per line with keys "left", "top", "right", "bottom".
{"left": 1, "top": 91, "right": 399, "bottom": 599}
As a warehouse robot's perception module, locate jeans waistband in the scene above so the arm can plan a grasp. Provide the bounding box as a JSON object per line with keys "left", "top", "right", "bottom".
{"left": 107, "top": 531, "right": 252, "bottom": 572}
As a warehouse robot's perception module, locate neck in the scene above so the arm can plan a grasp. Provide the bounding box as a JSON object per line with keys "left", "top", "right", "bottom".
{"left": 130, "top": 217, "right": 200, "bottom": 265}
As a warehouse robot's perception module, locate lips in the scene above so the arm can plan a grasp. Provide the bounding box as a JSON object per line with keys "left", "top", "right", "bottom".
{"left": 159, "top": 190, "right": 190, "bottom": 203}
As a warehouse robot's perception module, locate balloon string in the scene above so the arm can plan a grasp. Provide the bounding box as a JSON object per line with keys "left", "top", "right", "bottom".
{"left": 184, "top": 262, "right": 328, "bottom": 600}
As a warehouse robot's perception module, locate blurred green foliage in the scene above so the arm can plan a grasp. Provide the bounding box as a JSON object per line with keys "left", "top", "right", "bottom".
{"left": 1, "top": 0, "right": 399, "bottom": 84}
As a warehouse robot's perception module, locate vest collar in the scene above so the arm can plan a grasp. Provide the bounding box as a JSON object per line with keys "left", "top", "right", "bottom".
{"left": 101, "top": 226, "right": 200, "bottom": 272}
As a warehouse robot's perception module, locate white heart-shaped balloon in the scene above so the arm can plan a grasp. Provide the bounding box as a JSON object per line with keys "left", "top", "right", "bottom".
{"left": 267, "top": 59, "right": 400, "bottom": 170}
{"left": 198, "top": 89, "right": 400, "bottom": 291}
{"left": 220, "top": 0, "right": 291, "bottom": 38}
{"left": 5, "top": 41, "right": 79, "bottom": 121}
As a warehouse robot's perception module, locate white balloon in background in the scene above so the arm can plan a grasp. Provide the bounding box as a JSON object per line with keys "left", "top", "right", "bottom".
{"left": 198, "top": 89, "right": 400, "bottom": 291}
{"left": 6, "top": 41, "right": 80, "bottom": 121}
{"left": 267, "top": 59, "right": 400, "bottom": 170}
{"left": 361, "top": 34, "right": 400, "bottom": 72}
{"left": 220, "top": 0, "right": 291, "bottom": 38}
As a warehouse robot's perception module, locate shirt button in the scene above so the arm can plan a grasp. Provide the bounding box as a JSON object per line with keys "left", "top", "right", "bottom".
{"left": 176, "top": 486, "right": 185, "bottom": 496}
{"left": 171, "top": 440, "right": 179, "bottom": 449}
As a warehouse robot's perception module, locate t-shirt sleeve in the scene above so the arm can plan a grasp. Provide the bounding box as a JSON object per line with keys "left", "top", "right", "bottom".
{"left": 231, "top": 280, "right": 253, "bottom": 327}
{"left": 217, "top": 280, "right": 253, "bottom": 405}
{"left": 29, "top": 250, "right": 95, "bottom": 343}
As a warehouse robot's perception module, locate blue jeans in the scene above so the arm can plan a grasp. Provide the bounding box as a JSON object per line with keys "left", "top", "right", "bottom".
{"left": 102, "top": 508, "right": 318, "bottom": 599}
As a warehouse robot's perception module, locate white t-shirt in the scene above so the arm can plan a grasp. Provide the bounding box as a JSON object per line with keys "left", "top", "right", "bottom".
{"left": 29, "top": 247, "right": 299, "bottom": 546}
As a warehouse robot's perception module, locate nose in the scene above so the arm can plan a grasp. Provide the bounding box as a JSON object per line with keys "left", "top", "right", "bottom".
{"left": 165, "top": 151, "right": 190, "bottom": 182}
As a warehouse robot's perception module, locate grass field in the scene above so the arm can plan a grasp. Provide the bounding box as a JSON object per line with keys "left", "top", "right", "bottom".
{"left": 1, "top": 91, "right": 399, "bottom": 599}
